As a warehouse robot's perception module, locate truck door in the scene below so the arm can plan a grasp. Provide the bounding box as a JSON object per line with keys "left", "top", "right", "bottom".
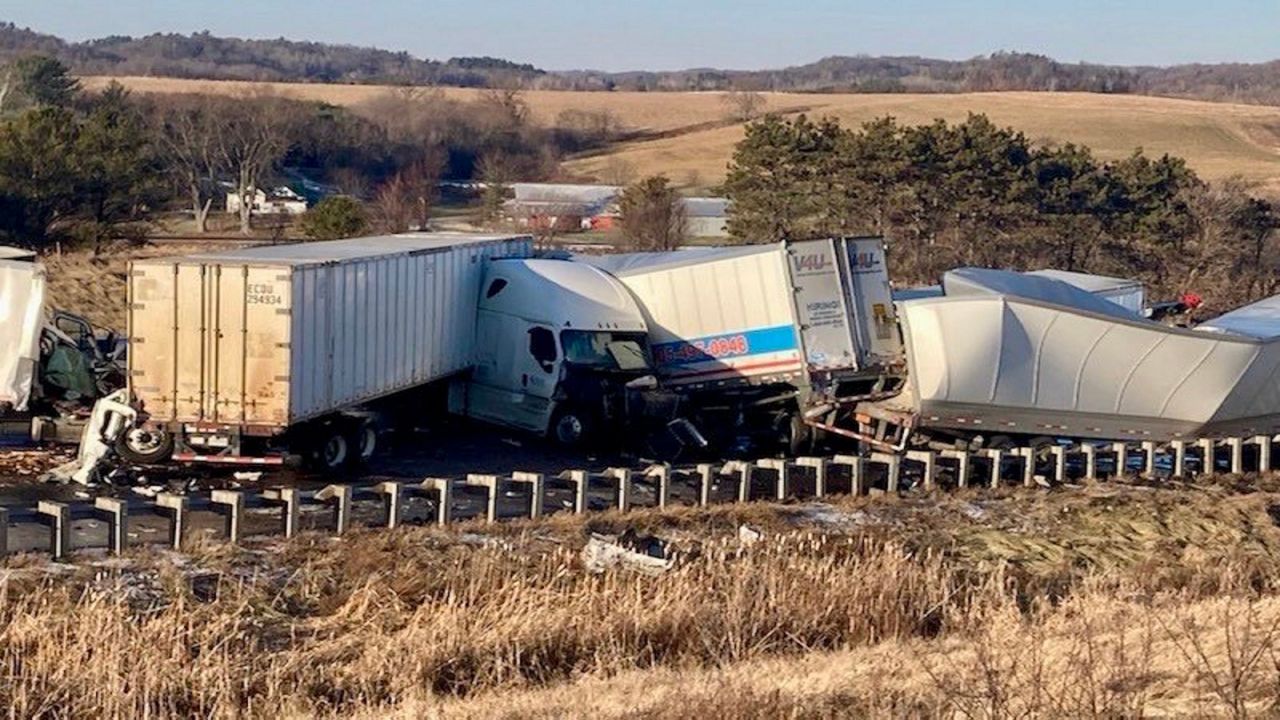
{"left": 838, "top": 237, "right": 902, "bottom": 366}
{"left": 786, "top": 239, "right": 860, "bottom": 373}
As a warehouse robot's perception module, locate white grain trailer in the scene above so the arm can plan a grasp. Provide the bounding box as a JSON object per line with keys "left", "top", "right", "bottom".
{"left": 125, "top": 233, "right": 532, "bottom": 468}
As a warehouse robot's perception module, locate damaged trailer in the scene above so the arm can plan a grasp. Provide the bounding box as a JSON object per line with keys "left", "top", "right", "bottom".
{"left": 579, "top": 237, "right": 904, "bottom": 453}
{"left": 866, "top": 267, "right": 1280, "bottom": 448}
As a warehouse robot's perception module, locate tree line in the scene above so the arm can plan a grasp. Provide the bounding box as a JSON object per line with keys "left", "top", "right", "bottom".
{"left": 724, "top": 113, "right": 1280, "bottom": 313}
{"left": 7, "top": 23, "right": 1280, "bottom": 105}
{"left": 0, "top": 56, "right": 624, "bottom": 249}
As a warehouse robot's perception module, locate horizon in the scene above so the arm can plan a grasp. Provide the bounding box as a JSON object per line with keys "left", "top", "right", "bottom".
{"left": 1, "top": 0, "right": 1277, "bottom": 73}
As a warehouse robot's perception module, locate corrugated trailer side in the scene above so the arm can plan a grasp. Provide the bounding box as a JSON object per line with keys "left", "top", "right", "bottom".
{"left": 608, "top": 246, "right": 803, "bottom": 387}
{"left": 128, "top": 235, "right": 531, "bottom": 441}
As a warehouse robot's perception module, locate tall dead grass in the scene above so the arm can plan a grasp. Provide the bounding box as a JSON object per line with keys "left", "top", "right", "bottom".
{"left": 2, "top": 489, "right": 1280, "bottom": 718}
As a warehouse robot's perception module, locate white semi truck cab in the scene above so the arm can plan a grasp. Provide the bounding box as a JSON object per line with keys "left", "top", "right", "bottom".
{"left": 452, "top": 258, "right": 672, "bottom": 446}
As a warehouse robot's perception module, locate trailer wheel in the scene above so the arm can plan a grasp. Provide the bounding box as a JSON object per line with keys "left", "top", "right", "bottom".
{"left": 781, "top": 413, "right": 812, "bottom": 456}
{"left": 355, "top": 422, "right": 379, "bottom": 462}
{"left": 309, "top": 427, "right": 350, "bottom": 472}
{"left": 550, "top": 407, "right": 593, "bottom": 448}
{"left": 115, "top": 427, "right": 174, "bottom": 465}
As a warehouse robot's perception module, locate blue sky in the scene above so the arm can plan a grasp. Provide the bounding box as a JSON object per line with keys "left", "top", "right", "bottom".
{"left": 2, "top": 0, "right": 1277, "bottom": 72}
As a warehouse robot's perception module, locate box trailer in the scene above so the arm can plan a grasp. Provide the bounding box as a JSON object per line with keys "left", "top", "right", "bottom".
{"left": 126, "top": 233, "right": 532, "bottom": 467}
{"left": 581, "top": 237, "right": 904, "bottom": 451}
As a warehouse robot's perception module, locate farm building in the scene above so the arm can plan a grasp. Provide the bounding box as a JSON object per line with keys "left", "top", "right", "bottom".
{"left": 505, "top": 183, "right": 621, "bottom": 232}
{"left": 682, "top": 197, "right": 730, "bottom": 237}
{"left": 225, "top": 185, "right": 309, "bottom": 215}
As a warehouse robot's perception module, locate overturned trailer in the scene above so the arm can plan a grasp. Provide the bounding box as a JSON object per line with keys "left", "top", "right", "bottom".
{"left": 869, "top": 267, "right": 1280, "bottom": 448}
{"left": 581, "top": 237, "right": 903, "bottom": 451}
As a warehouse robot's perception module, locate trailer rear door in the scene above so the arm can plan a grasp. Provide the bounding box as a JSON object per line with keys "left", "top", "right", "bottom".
{"left": 786, "top": 237, "right": 901, "bottom": 374}
{"left": 839, "top": 237, "right": 901, "bottom": 367}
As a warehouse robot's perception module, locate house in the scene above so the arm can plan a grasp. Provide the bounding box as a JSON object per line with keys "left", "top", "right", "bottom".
{"left": 225, "top": 185, "right": 309, "bottom": 216}
{"left": 505, "top": 183, "right": 621, "bottom": 232}
{"left": 682, "top": 197, "right": 730, "bottom": 238}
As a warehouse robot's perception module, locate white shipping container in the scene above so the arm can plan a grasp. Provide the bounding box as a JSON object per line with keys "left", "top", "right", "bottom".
{"left": 128, "top": 233, "right": 532, "bottom": 430}
{"left": 581, "top": 238, "right": 899, "bottom": 388}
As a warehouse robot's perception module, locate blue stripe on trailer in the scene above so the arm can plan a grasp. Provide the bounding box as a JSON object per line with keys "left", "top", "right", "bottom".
{"left": 651, "top": 325, "right": 799, "bottom": 368}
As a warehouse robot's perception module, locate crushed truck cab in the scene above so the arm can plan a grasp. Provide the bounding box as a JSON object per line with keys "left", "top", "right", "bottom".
{"left": 452, "top": 258, "right": 676, "bottom": 447}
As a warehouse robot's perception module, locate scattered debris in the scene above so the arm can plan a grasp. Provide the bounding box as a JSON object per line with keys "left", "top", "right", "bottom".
{"left": 581, "top": 531, "right": 675, "bottom": 575}
{"left": 232, "top": 471, "right": 262, "bottom": 483}
{"left": 737, "top": 524, "right": 762, "bottom": 546}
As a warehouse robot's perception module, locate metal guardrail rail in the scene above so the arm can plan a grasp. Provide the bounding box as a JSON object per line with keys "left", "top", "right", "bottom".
{"left": 0, "top": 434, "right": 1273, "bottom": 560}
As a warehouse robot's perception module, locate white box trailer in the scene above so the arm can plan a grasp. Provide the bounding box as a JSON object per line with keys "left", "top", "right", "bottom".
{"left": 127, "top": 233, "right": 532, "bottom": 464}
{"left": 580, "top": 237, "right": 903, "bottom": 452}
{"left": 582, "top": 238, "right": 901, "bottom": 388}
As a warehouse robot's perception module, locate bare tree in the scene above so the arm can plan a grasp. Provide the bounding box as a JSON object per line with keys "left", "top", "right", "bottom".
{"left": 152, "top": 94, "right": 225, "bottom": 233}
{"left": 373, "top": 153, "right": 446, "bottom": 233}
{"left": 721, "top": 90, "right": 766, "bottom": 122}
{"left": 214, "top": 93, "right": 296, "bottom": 235}
{"left": 619, "top": 175, "right": 687, "bottom": 251}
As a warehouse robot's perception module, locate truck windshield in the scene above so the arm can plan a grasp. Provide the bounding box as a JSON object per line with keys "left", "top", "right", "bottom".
{"left": 561, "top": 330, "right": 649, "bottom": 370}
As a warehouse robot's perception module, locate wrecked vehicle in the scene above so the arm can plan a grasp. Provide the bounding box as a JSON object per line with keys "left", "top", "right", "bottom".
{"left": 579, "top": 237, "right": 904, "bottom": 453}
{"left": 0, "top": 247, "right": 126, "bottom": 448}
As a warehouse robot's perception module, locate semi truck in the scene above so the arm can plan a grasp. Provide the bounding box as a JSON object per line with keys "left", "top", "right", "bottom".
{"left": 580, "top": 237, "right": 904, "bottom": 453}
{"left": 117, "top": 233, "right": 684, "bottom": 474}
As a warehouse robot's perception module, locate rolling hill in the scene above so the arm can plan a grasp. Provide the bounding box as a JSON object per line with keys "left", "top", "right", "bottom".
{"left": 83, "top": 76, "right": 1280, "bottom": 195}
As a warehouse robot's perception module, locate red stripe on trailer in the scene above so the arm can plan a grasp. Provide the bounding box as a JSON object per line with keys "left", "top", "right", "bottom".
{"left": 173, "top": 454, "right": 285, "bottom": 465}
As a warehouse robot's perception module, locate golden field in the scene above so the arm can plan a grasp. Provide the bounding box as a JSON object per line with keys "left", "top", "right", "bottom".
{"left": 84, "top": 76, "right": 1280, "bottom": 193}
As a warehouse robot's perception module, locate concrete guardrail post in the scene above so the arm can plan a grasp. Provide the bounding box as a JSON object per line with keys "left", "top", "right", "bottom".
{"left": 420, "top": 478, "right": 453, "bottom": 525}
{"left": 869, "top": 452, "right": 901, "bottom": 492}
{"left": 832, "top": 454, "right": 865, "bottom": 496}
{"left": 905, "top": 450, "right": 937, "bottom": 489}
{"left": 1080, "top": 444, "right": 1097, "bottom": 481}
{"left": 155, "top": 493, "right": 188, "bottom": 550}
{"left": 511, "top": 472, "right": 546, "bottom": 518}
{"left": 795, "top": 457, "right": 828, "bottom": 498}
{"left": 466, "top": 474, "right": 500, "bottom": 523}
{"left": 1253, "top": 435, "right": 1273, "bottom": 473}
{"left": 1141, "top": 441, "right": 1157, "bottom": 478}
{"left": 644, "top": 464, "right": 672, "bottom": 509}
{"left": 1170, "top": 440, "right": 1188, "bottom": 478}
{"left": 757, "top": 458, "right": 790, "bottom": 500}
{"left": 566, "top": 470, "right": 589, "bottom": 514}
{"left": 315, "top": 484, "right": 352, "bottom": 535}
{"left": 375, "top": 482, "right": 404, "bottom": 529}
{"left": 36, "top": 500, "right": 70, "bottom": 560}
{"left": 695, "top": 464, "right": 714, "bottom": 506}
{"left": 93, "top": 497, "right": 128, "bottom": 555}
{"left": 1198, "top": 438, "right": 1216, "bottom": 476}
{"left": 725, "top": 461, "right": 753, "bottom": 503}
{"left": 940, "top": 450, "right": 970, "bottom": 488}
{"left": 1048, "top": 446, "right": 1066, "bottom": 484}
{"left": 1227, "top": 437, "right": 1244, "bottom": 474}
{"left": 1112, "top": 442, "right": 1129, "bottom": 478}
{"left": 263, "top": 488, "right": 301, "bottom": 539}
{"left": 1012, "top": 447, "right": 1035, "bottom": 487}
{"left": 601, "top": 468, "right": 633, "bottom": 512}
{"left": 980, "top": 449, "right": 1003, "bottom": 488}
{"left": 210, "top": 490, "right": 245, "bottom": 544}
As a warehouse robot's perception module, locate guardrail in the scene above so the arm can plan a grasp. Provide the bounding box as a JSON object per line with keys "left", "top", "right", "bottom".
{"left": 1, "top": 434, "right": 1274, "bottom": 560}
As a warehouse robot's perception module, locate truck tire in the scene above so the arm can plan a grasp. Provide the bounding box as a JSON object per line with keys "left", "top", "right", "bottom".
{"left": 550, "top": 406, "right": 593, "bottom": 448}
{"left": 309, "top": 426, "right": 350, "bottom": 472}
{"left": 115, "top": 427, "right": 174, "bottom": 465}
{"left": 348, "top": 419, "right": 379, "bottom": 466}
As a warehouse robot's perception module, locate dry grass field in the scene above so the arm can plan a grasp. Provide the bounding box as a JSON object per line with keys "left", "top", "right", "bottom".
{"left": 5, "top": 479, "right": 1280, "bottom": 717}
{"left": 85, "top": 76, "right": 1280, "bottom": 194}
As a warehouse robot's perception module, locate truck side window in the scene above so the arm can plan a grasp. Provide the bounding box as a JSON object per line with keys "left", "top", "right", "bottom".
{"left": 528, "top": 327, "right": 557, "bottom": 373}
